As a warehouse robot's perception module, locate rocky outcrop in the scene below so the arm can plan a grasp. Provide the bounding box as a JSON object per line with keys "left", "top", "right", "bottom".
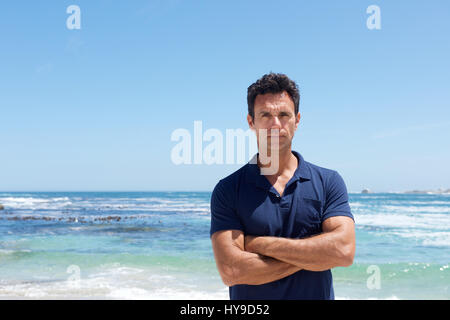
{"left": 0, "top": 204, "right": 4, "bottom": 210}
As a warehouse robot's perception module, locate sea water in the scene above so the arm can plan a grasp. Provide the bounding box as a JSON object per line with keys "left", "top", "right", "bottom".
{"left": 0, "top": 192, "right": 448, "bottom": 299}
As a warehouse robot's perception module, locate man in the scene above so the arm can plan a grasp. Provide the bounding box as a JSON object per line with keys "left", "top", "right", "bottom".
{"left": 210, "top": 73, "right": 355, "bottom": 300}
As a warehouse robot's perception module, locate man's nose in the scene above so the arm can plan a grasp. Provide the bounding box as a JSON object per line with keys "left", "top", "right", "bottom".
{"left": 270, "top": 116, "right": 282, "bottom": 128}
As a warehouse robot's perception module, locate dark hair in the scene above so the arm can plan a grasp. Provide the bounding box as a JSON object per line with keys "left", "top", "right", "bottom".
{"left": 247, "top": 73, "right": 300, "bottom": 119}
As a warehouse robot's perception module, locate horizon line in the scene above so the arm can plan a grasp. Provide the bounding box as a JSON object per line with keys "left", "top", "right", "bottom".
{"left": 1, "top": 190, "right": 448, "bottom": 194}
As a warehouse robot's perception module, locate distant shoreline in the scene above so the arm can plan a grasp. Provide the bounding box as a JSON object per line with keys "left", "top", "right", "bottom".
{"left": 1, "top": 190, "right": 450, "bottom": 195}
{"left": 354, "top": 189, "right": 450, "bottom": 195}
{"left": 401, "top": 189, "right": 450, "bottom": 195}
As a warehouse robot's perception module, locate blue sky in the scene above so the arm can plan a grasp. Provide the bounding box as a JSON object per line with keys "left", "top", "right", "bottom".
{"left": 1, "top": 0, "right": 449, "bottom": 192}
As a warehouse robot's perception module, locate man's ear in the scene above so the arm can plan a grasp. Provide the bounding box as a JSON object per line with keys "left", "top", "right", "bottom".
{"left": 247, "top": 114, "right": 255, "bottom": 131}
{"left": 295, "top": 112, "right": 301, "bottom": 130}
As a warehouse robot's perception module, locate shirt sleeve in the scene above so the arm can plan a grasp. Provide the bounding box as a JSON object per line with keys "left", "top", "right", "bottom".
{"left": 210, "top": 179, "right": 244, "bottom": 237}
{"left": 322, "top": 171, "right": 354, "bottom": 222}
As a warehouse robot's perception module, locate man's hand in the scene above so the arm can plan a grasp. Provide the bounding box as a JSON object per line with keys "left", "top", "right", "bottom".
{"left": 242, "top": 216, "right": 355, "bottom": 271}
{"left": 211, "top": 230, "right": 303, "bottom": 286}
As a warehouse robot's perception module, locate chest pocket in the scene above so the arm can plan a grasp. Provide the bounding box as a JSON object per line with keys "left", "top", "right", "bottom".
{"left": 292, "top": 197, "right": 323, "bottom": 238}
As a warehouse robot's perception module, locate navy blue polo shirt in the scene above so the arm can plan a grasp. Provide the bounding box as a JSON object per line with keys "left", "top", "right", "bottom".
{"left": 210, "top": 151, "right": 354, "bottom": 300}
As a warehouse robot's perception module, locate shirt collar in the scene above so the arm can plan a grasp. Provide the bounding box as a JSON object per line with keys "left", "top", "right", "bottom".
{"left": 245, "top": 150, "right": 311, "bottom": 188}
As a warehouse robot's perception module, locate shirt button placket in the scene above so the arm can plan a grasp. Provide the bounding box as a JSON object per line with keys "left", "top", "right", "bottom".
{"left": 280, "top": 196, "right": 290, "bottom": 211}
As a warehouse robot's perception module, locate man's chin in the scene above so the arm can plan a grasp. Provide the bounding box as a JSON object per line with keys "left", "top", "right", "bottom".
{"left": 265, "top": 143, "right": 291, "bottom": 153}
{"left": 257, "top": 137, "right": 291, "bottom": 153}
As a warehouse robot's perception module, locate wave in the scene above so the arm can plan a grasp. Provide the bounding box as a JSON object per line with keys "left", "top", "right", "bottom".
{"left": 0, "top": 196, "right": 210, "bottom": 214}
{"left": 355, "top": 212, "right": 450, "bottom": 230}
{"left": 0, "top": 263, "right": 228, "bottom": 300}
{"left": 355, "top": 211, "right": 450, "bottom": 248}
{"left": 0, "top": 197, "right": 73, "bottom": 210}
{"left": 0, "top": 211, "right": 210, "bottom": 225}
{"left": 0, "top": 261, "right": 448, "bottom": 299}
{"left": 379, "top": 205, "right": 450, "bottom": 214}
{"left": 336, "top": 295, "right": 400, "bottom": 300}
{"left": 0, "top": 281, "right": 229, "bottom": 300}
{"left": 390, "top": 231, "right": 450, "bottom": 247}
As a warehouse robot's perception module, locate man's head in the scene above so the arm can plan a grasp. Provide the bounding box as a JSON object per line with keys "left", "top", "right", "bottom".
{"left": 247, "top": 73, "right": 300, "bottom": 120}
{"left": 247, "top": 73, "right": 301, "bottom": 152}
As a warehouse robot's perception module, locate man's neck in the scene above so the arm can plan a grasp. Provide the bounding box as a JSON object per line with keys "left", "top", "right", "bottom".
{"left": 257, "top": 147, "right": 297, "bottom": 177}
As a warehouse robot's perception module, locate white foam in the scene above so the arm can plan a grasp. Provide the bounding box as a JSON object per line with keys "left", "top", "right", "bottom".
{"left": 335, "top": 295, "right": 400, "bottom": 300}
{"left": 355, "top": 212, "right": 450, "bottom": 230}
{"left": 356, "top": 212, "right": 450, "bottom": 247}
{"left": 106, "top": 287, "right": 229, "bottom": 300}
{"left": 0, "top": 264, "right": 228, "bottom": 300}
{"left": 381, "top": 205, "right": 450, "bottom": 214}
{"left": 0, "top": 249, "right": 31, "bottom": 255}
{"left": 419, "top": 233, "right": 450, "bottom": 247}
{"left": 349, "top": 202, "right": 364, "bottom": 208}
{"left": 0, "top": 197, "right": 73, "bottom": 210}
{"left": 67, "top": 200, "right": 210, "bottom": 214}
{"left": 401, "top": 201, "right": 450, "bottom": 205}
{"left": 367, "top": 295, "right": 400, "bottom": 300}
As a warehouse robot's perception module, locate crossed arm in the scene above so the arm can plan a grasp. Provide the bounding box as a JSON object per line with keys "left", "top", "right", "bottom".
{"left": 211, "top": 216, "right": 355, "bottom": 287}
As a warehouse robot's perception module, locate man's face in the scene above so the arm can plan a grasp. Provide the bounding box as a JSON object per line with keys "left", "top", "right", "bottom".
{"left": 247, "top": 91, "right": 300, "bottom": 152}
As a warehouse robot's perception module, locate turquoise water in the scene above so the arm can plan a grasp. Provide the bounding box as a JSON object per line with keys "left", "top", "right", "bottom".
{"left": 0, "top": 192, "right": 448, "bottom": 299}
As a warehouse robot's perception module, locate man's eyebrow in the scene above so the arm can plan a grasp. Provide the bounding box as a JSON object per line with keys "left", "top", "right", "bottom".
{"left": 259, "top": 110, "right": 291, "bottom": 114}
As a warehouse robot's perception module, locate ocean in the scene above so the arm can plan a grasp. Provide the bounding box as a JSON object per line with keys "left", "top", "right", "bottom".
{"left": 0, "top": 192, "right": 448, "bottom": 299}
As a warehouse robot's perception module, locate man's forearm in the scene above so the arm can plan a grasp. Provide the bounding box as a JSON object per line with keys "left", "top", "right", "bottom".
{"left": 222, "top": 250, "right": 302, "bottom": 286}
{"left": 245, "top": 231, "right": 354, "bottom": 272}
